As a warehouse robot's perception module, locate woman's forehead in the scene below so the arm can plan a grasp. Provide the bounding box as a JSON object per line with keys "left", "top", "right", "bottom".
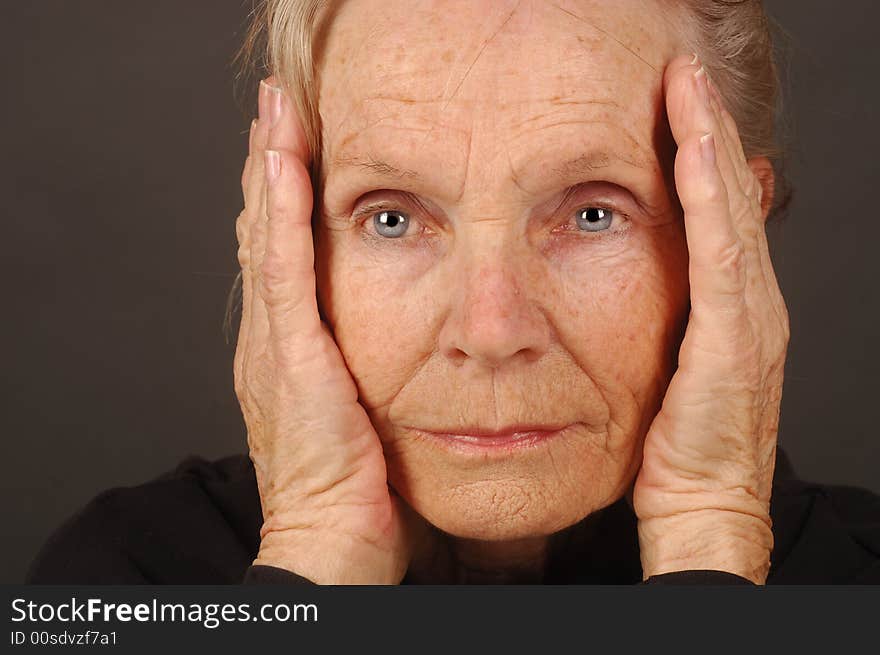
{"left": 318, "top": 0, "right": 678, "bottom": 198}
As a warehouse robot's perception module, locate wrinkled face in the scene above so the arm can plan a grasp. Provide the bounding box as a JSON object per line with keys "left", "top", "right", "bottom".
{"left": 314, "top": 0, "right": 690, "bottom": 540}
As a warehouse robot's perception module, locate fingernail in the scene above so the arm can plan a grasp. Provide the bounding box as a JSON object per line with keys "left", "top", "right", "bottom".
{"left": 261, "top": 80, "right": 283, "bottom": 129}
{"left": 249, "top": 119, "right": 257, "bottom": 153}
{"left": 265, "top": 150, "right": 281, "bottom": 182}
{"left": 700, "top": 133, "right": 716, "bottom": 168}
{"left": 694, "top": 66, "right": 710, "bottom": 109}
{"left": 690, "top": 52, "right": 699, "bottom": 66}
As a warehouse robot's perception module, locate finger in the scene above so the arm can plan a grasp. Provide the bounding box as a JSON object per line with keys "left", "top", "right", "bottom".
{"left": 665, "top": 57, "right": 745, "bottom": 312}
{"left": 237, "top": 119, "right": 258, "bottom": 268}
{"left": 701, "top": 76, "right": 755, "bottom": 232}
{"left": 707, "top": 94, "right": 785, "bottom": 328}
{"left": 665, "top": 55, "right": 747, "bottom": 217}
{"left": 245, "top": 83, "right": 274, "bottom": 378}
{"left": 664, "top": 54, "right": 712, "bottom": 148}
{"left": 675, "top": 132, "right": 747, "bottom": 313}
{"left": 247, "top": 79, "right": 292, "bottom": 299}
{"left": 665, "top": 56, "right": 749, "bottom": 246}
{"left": 234, "top": 119, "right": 259, "bottom": 395}
{"left": 700, "top": 76, "right": 773, "bottom": 313}
{"left": 707, "top": 79, "right": 761, "bottom": 208}
{"left": 256, "top": 77, "right": 321, "bottom": 348}
{"left": 705, "top": 80, "right": 788, "bottom": 331}
{"left": 240, "top": 119, "right": 257, "bottom": 206}
{"left": 263, "top": 77, "right": 311, "bottom": 165}
{"left": 262, "top": 145, "right": 322, "bottom": 347}
{"left": 703, "top": 80, "right": 766, "bottom": 252}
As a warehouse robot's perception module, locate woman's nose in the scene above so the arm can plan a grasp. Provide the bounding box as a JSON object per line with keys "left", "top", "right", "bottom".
{"left": 438, "top": 254, "right": 551, "bottom": 370}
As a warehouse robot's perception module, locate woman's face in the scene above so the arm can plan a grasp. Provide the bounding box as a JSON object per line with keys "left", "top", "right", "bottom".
{"left": 314, "top": 0, "right": 690, "bottom": 540}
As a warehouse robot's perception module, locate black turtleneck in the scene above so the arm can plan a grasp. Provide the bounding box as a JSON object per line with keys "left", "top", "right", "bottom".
{"left": 25, "top": 447, "right": 880, "bottom": 584}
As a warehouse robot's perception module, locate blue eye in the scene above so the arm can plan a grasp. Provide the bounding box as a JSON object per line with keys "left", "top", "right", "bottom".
{"left": 373, "top": 210, "right": 409, "bottom": 238}
{"left": 575, "top": 207, "right": 614, "bottom": 232}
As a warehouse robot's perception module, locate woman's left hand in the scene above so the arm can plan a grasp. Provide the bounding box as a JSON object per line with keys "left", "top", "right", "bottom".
{"left": 632, "top": 54, "right": 790, "bottom": 584}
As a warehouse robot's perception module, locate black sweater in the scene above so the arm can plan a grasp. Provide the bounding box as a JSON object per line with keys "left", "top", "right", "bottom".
{"left": 25, "top": 448, "right": 880, "bottom": 584}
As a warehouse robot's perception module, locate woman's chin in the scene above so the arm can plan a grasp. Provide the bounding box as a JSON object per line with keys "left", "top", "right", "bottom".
{"left": 415, "top": 498, "right": 583, "bottom": 542}
{"left": 386, "top": 432, "right": 640, "bottom": 541}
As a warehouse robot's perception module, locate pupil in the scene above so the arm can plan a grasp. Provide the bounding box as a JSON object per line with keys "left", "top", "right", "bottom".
{"left": 585, "top": 208, "right": 603, "bottom": 222}
{"left": 380, "top": 211, "right": 402, "bottom": 228}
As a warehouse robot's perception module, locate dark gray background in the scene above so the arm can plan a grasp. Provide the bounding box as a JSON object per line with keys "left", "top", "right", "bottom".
{"left": 1, "top": 1, "right": 877, "bottom": 584}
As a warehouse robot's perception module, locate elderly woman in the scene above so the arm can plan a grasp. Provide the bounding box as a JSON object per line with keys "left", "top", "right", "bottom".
{"left": 28, "top": 0, "right": 880, "bottom": 585}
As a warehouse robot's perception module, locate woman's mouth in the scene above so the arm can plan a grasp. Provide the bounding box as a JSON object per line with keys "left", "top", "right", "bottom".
{"left": 411, "top": 424, "right": 572, "bottom": 454}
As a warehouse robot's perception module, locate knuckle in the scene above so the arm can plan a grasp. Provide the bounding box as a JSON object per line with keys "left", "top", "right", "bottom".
{"left": 235, "top": 210, "right": 250, "bottom": 247}
{"left": 237, "top": 242, "right": 250, "bottom": 270}
{"left": 259, "top": 257, "right": 289, "bottom": 296}
{"left": 236, "top": 246, "right": 251, "bottom": 271}
{"left": 259, "top": 275, "right": 297, "bottom": 312}
{"left": 233, "top": 366, "right": 251, "bottom": 405}
{"left": 701, "top": 170, "right": 728, "bottom": 205}
{"left": 234, "top": 381, "right": 248, "bottom": 406}
{"left": 779, "top": 304, "right": 792, "bottom": 343}
{"left": 716, "top": 239, "right": 748, "bottom": 284}
{"left": 741, "top": 171, "right": 763, "bottom": 209}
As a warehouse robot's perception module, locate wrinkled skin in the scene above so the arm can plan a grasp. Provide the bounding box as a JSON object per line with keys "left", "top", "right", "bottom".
{"left": 235, "top": 0, "right": 787, "bottom": 584}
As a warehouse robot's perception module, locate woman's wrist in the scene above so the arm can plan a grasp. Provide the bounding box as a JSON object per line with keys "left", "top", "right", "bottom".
{"left": 255, "top": 529, "right": 404, "bottom": 585}
{"left": 638, "top": 509, "right": 773, "bottom": 585}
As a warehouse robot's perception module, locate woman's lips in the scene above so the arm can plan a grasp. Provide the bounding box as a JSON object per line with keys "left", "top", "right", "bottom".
{"left": 413, "top": 425, "right": 571, "bottom": 452}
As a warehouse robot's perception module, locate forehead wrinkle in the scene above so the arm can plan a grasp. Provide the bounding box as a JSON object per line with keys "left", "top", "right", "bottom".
{"left": 330, "top": 90, "right": 470, "bottom": 149}
{"left": 409, "top": 34, "right": 513, "bottom": 176}
{"left": 437, "top": 0, "right": 522, "bottom": 115}
{"left": 324, "top": 121, "right": 472, "bottom": 199}
{"left": 507, "top": 99, "right": 623, "bottom": 132}
{"left": 511, "top": 117, "right": 651, "bottom": 160}
{"left": 333, "top": 95, "right": 446, "bottom": 141}
{"left": 317, "top": 7, "right": 391, "bottom": 121}
{"left": 527, "top": 148, "right": 657, "bottom": 196}
{"left": 361, "top": 93, "right": 447, "bottom": 106}
{"left": 550, "top": 2, "right": 661, "bottom": 73}
{"left": 504, "top": 118, "right": 660, "bottom": 196}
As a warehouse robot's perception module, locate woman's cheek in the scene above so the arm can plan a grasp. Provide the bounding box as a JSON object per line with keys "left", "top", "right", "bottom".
{"left": 550, "top": 226, "right": 689, "bottom": 396}
{"left": 318, "top": 233, "right": 438, "bottom": 411}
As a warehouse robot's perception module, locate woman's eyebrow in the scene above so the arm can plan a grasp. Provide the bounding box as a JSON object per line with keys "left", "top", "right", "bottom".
{"left": 549, "top": 150, "right": 653, "bottom": 178}
{"left": 326, "top": 146, "right": 664, "bottom": 213}
{"left": 332, "top": 153, "right": 422, "bottom": 182}
{"left": 332, "top": 149, "right": 653, "bottom": 187}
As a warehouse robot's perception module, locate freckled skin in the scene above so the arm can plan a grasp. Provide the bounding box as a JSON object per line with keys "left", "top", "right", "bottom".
{"left": 313, "top": 0, "right": 690, "bottom": 550}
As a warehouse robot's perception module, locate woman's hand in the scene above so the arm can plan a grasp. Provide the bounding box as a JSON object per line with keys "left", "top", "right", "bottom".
{"left": 234, "top": 79, "right": 419, "bottom": 584}
{"left": 632, "top": 55, "right": 790, "bottom": 584}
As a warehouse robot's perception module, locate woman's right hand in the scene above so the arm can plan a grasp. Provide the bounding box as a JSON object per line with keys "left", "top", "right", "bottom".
{"left": 233, "top": 78, "right": 417, "bottom": 584}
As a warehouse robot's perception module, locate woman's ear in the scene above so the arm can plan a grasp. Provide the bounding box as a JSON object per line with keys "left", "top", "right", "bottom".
{"left": 748, "top": 156, "right": 776, "bottom": 223}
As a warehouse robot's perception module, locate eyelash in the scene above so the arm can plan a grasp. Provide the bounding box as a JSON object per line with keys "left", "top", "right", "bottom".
{"left": 352, "top": 197, "right": 630, "bottom": 244}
